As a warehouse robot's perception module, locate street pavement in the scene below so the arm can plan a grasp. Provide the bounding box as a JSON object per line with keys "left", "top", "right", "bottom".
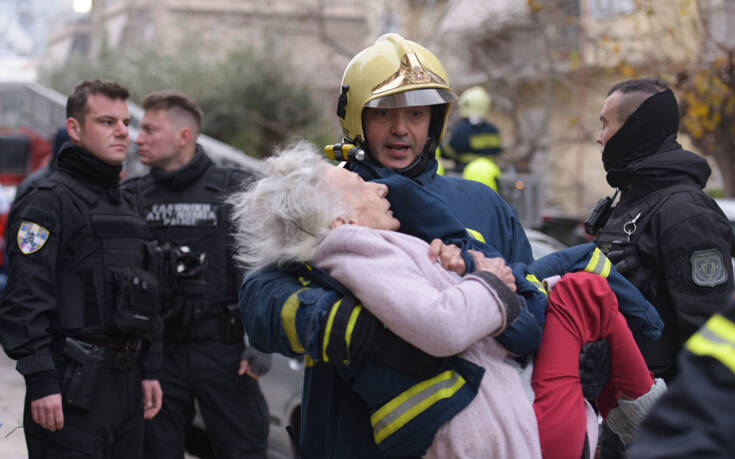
{"left": 0, "top": 351, "right": 27, "bottom": 458}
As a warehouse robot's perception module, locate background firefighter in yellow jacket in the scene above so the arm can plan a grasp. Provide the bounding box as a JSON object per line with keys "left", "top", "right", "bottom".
{"left": 443, "top": 86, "right": 503, "bottom": 191}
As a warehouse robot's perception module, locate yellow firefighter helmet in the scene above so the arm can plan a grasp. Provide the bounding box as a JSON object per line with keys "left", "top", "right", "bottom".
{"left": 337, "top": 33, "right": 457, "bottom": 147}
{"left": 458, "top": 86, "right": 492, "bottom": 119}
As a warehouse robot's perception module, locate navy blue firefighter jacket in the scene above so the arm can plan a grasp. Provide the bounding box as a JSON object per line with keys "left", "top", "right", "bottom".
{"left": 239, "top": 159, "right": 533, "bottom": 458}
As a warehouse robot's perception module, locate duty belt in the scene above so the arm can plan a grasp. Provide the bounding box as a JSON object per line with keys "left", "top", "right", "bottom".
{"left": 72, "top": 336, "right": 143, "bottom": 351}
{"left": 51, "top": 336, "right": 143, "bottom": 369}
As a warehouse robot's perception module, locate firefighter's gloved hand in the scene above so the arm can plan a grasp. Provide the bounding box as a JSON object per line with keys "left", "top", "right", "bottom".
{"left": 579, "top": 339, "right": 611, "bottom": 400}
{"left": 240, "top": 346, "right": 273, "bottom": 378}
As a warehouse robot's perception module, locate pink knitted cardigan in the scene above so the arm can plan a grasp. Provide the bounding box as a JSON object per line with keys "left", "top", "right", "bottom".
{"left": 313, "top": 224, "right": 543, "bottom": 458}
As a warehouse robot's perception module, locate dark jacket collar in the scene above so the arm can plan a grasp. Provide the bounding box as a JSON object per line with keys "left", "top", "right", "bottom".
{"left": 614, "top": 136, "right": 711, "bottom": 203}
{"left": 150, "top": 145, "right": 212, "bottom": 191}
{"left": 347, "top": 157, "right": 439, "bottom": 186}
{"left": 56, "top": 141, "right": 122, "bottom": 184}
{"left": 55, "top": 142, "right": 124, "bottom": 202}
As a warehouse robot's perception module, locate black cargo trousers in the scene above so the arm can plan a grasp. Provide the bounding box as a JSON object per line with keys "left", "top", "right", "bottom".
{"left": 25, "top": 342, "right": 146, "bottom": 458}
{"left": 143, "top": 332, "right": 268, "bottom": 459}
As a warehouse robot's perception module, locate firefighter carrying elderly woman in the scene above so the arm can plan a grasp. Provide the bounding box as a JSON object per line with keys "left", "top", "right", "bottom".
{"left": 234, "top": 33, "right": 666, "bottom": 459}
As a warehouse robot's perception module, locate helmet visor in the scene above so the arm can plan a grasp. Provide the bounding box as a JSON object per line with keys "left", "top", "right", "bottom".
{"left": 365, "top": 88, "right": 457, "bottom": 109}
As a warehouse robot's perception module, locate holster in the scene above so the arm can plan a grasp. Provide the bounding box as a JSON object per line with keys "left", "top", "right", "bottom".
{"left": 58, "top": 337, "right": 105, "bottom": 410}
{"left": 62, "top": 361, "right": 102, "bottom": 410}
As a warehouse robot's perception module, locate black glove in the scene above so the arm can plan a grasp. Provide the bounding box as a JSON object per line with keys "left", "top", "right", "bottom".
{"left": 579, "top": 338, "right": 611, "bottom": 400}
{"left": 241, "top": 346, "right": 273, "bottom": 377}
{"left": 599, "top": 423, "right": 627, "bottom": 459}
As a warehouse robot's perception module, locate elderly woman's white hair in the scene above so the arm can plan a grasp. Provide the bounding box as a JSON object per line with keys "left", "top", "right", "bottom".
{"left": 228, "top": 140, "right": 349, "bottom": 271}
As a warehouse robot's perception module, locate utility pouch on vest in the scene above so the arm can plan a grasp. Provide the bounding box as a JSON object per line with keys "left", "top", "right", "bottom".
{"left": 220, "top": 303, "right": 244, "bottom": 342}
{"left": 171, "top": 278, "right": 206, "bottom": 329}
{"left": 168, "top": 246, "right": 208, "bottom": 329}
{"left": 111, "top": 267, "right": 159, "bottom": 335}
{"left": 144, "top": 240, "right": 178, "bottom": 308}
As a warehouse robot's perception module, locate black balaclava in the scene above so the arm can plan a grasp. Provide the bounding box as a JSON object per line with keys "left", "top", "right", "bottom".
{"left": 56, "top": 142, "right": 123, "bottom": 202}
{"left": 602, "top": 89, "right": 679, "bottom": 187}
{"left": 362, "top": 105, "right": 444, "bottom": 178}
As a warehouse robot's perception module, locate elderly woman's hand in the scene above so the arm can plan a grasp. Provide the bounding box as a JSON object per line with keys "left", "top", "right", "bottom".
{"left": 469, "top": 250, "right": 516, "bottom": 292}
{"left": 429, "top": 239, "right": 466, "bottom": 275}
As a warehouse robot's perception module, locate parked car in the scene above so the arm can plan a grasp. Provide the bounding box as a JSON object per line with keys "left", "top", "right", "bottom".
{"left": 525, "top": 228, "right": 569, "bottom": 259}
{"left": 714, "top": 198, "right": 735, "bottom": 273}
{"left": 257, "top": 228, "right": 568, "bottom": 459}
{"left": 715, "top": 198, "right": 735, "bottom": 235}
{"left": 258, "top": 355, "right": 305, "bottom": 459}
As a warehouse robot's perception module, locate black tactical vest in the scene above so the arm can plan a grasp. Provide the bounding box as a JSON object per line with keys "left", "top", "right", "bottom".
{"left": 595, "top": 184, "right": 697, "bottom": 259}
{"left": 42, "top": 173, "right": 159, "bottom": 337}
{"left": 134, "top": 165, "right": 242, "bottom": 316}
{"left": 595, "top": 184, "right": 699, "bottom": 372}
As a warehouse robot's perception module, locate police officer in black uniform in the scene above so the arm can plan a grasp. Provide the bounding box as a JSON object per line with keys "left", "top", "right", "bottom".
{"left": 587, "top": 77, "right": 735, "bottom": 456}
{"left": 125, "top": 91, "right": 269, "bottom": 459}
{"left": 0, "top": 79, "right": 163, "bottom": 458}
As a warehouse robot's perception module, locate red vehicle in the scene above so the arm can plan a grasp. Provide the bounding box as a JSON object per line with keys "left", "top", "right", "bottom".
{"left": 0, "top": 127, "right": 52, "bottom": 277}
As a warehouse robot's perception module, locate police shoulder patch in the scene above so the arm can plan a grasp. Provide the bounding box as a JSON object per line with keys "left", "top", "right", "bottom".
{"left": 691, "top": 248, "right": 728, "bottom": 287}
{"left": 17, "top": 221, "right": 50, "bottom": 255}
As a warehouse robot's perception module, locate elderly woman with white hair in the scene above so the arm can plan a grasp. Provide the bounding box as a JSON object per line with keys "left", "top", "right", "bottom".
{"left": 230, "top": 141, "right": 664, "bottom": 459}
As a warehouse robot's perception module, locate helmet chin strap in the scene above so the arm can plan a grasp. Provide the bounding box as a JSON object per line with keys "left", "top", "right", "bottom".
{"left": 393, "top": 138, "right": 437, "bottom": 178}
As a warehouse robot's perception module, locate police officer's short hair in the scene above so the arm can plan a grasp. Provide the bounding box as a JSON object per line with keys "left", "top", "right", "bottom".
{"left": 67, "top": 79, "right": 130, "bottom": 124}
{"left": 141, "top": 91, "right": 203, "bottom": 132}
{"left": 607, "top": 77, "right": 671, "bottom": 123}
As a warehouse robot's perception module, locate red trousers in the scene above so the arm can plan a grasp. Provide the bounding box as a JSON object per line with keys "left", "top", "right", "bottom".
{"left": 532, "top": 272, "right": 654, "bottom": 459}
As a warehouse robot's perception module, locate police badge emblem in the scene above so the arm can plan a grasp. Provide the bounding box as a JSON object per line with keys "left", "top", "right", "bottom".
{"left": 17, "top": 221, "right": 50, "bottom": 255}
{"left": 691, "top": 248, "right": 728, "bottom": 287}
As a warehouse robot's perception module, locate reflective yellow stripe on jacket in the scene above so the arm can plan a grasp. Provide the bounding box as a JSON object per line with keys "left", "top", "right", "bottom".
{"left": 584, "top": 247, "right": 612, "bottom": 278}
{"left": 526, "top": 273, "right": 547, "bottom": 296}
{"left": 371, "top": 370, "right": 466, "bottom": 444}
{"left": 466, "top": 228, "right": 485, "bottom": 243}
{"left": 469, "top": 132, "right": 501, "bottom": 150}
{"left": 345, "top": 305, "right": 363, "bottom": 354}
{"left": 282, "top": 288, "right": 308, "bottom": 354}
{"left": 322, "top": 298, "right": 343, "bottom": 362}
{"left": 686, "top": 313, "right": 735, "bottom": 375}
{"left": 321, "top": 298, "right": 363, "bottom": 364}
